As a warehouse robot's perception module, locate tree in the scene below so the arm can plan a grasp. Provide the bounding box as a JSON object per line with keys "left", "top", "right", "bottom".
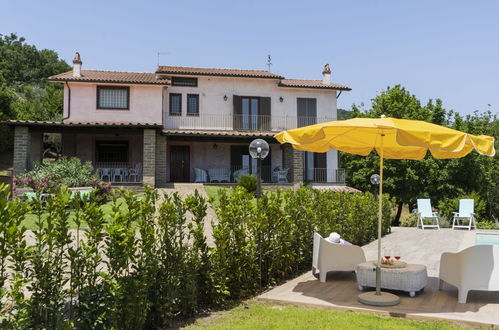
{"left": 0, "top": 33, "right": 70, "bottom": 151}
{"left": 340, "top": 85, "right": 498, "bottom": 224}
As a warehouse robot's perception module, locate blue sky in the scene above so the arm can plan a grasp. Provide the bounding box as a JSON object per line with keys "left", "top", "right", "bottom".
{"left": 1, "top": 0, "right": 498, "bottom": 116}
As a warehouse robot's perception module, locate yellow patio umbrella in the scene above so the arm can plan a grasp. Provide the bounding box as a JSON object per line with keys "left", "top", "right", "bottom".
{"left": 275, "top": 116, "right": 496, "bottom": 306}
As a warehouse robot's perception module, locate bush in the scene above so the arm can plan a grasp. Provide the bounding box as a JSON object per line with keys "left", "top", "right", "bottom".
{"left": 15, "top": 157, "right": 98, "bottom": 191}
{"left": 400, "top": 214, "right": 418, "bottom": 227}
{"left": 236, "top": 174, "right": 257, "bottom": 194}
{"left": 0, "top": 184, "right": 393, "bottom": 328}
{"left": 476, "top": 221, "right": 498, "bottom": 230}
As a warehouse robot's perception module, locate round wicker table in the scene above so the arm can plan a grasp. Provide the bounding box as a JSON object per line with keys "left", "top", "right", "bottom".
{"left": 356, "top": 261, "right": 428, "bottom": 297}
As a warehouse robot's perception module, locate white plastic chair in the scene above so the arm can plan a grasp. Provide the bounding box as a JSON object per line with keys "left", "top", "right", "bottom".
{"left": 273, "top": 167, "right": 289, "bottom": 183}
{"left": 313, "top": 232, "right": 366, "bottom": 282}
{"left": 194, "top": 168, "right": 208, "bottom": 183}
{"left": 128, "top": 163, "right": 142, "bottom": 182}
{"left": 113, "top": 168, "right": 126, "bottom": 182}
{"left": 417, "top": 199, "right": 440, "bottom": 230}
{"left": 452, "top": 199, "right": 476, "bottom": 230}
{"left": 99, "top": 168, "right": 113, "bottom": 181}
{"left": 439, "top": 245, "right": 499, "bottom": 303}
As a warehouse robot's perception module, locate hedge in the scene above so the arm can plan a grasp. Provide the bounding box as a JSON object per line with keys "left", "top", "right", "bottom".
{"left": 0, "top": 184, "right": 392, "bottom": 329}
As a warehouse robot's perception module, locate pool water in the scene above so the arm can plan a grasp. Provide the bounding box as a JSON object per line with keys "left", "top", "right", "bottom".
{"left": 475, "top": 233, "right": 499, "bottom": 246}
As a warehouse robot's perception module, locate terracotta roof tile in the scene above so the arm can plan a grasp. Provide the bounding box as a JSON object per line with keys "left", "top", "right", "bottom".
{"left": 279, "top": 79, "right": 351, "bottom": 91}
{"left": 3, "top": 120, "right": 162, "bottom": 128}
{"left": 311, "top": 185, "right": 361, "bottom": 193}
{"left": 156, "top": 65, "right": 284, "bottom": 79}
{"left": 48, "top": 70, "right": 170, "bottom": 85}
{"left": 162, "top": 129, "right": 276, "bottom": 138}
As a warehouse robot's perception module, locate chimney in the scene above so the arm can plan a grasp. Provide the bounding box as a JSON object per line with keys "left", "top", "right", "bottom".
{"left": 72, "top": 52, "right": 82, "bottom": 77}
{"left": 322, "top": 63, "right": 331, "bottom": 84}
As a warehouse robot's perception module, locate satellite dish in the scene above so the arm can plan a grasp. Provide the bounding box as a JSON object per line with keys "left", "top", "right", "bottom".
{"left": 370, "top": 174, "right": 380, "bottom": 185}
{"left": 249, "top": 139, "right": 269, "bottom": 159}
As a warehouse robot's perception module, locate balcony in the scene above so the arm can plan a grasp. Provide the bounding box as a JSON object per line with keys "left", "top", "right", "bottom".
{"left": 164, "top": 114, "right": 335, "bottom": 131}
{"left": 304, "top": 168, "right": 346, "bottom": 184}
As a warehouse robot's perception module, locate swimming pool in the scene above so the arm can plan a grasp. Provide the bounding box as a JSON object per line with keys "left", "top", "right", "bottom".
{"left": 475, "top": 233, "right": 499, "bottom": 246}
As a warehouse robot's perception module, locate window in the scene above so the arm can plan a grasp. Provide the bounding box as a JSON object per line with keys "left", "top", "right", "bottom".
{"left": 96, "top": 141, "right": 129, "bottom": 163}
{"left": 97, "top": 86, "right": 129, "bottom": 109}
{"left": 233, "top": 95, "right": 271, "bottom": 131}
{"left": 169, "top": 93, "right": 182, "bottom": 116}
{"left": 297, "top": 98, "right": 317, "bottom": 127}
{"left": 171, "top": 77, "right": 198, "bottom": 87}
{"left": 187, "top": 94, "right": 199, "bottom": 116}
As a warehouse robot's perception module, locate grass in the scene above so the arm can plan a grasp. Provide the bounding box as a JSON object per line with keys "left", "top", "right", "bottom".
{"left": 204, "top": 186, "right": 232, "bottom": 205}
{"left": 22, "top": 197, "right": 129, "bottom": 230}
{"left": 185, "top": 301, "right": 460, "bottom": 330}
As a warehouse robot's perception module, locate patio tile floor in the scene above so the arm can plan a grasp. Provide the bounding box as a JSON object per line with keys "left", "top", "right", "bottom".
{"left": 258, "top": 227, "right": 499, "bottom": 327}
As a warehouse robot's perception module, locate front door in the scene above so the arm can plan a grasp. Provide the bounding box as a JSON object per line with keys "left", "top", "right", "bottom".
{"left": 170, "top": 146, "right": 190, "bottom": 182}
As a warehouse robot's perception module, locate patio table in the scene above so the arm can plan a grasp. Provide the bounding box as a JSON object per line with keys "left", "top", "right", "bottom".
{"left": 356, "top": 261, "right": 427, "bottom": 297}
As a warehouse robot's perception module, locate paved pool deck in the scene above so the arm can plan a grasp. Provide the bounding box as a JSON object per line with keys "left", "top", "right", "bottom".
{"left": 258, "top": 227, "right": 499, "bottom": 327}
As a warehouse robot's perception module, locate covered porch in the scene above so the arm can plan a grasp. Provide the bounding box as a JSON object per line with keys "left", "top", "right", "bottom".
{"left": 7, "top": 120, "right": 163, "bottom": 187}
{"left": 163, "top": 129, "right": 346, "bottom": 185}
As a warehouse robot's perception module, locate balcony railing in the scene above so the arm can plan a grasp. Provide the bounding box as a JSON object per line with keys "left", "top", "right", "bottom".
{"left": 304, "top": 168, "right": 346, "bottom": 184}
{"left": 164, "top": 114, "right": 334, "bottom": 131}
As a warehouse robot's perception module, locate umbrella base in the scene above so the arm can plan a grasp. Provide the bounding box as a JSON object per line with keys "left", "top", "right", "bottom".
{"left": 358, "top": 291, "right": 400, "bottom": 306}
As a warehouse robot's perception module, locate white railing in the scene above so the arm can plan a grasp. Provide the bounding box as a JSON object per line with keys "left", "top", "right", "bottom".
{"left": 164, "top": 114, "right": 334, "bottom": 131}
{"left": 304, "top": 168, "right": 346, "bottom": 184}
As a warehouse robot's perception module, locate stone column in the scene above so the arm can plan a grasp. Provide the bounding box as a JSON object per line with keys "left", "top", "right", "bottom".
{"left": 282, "top": 144, "right": 304, "bottom": 183}
{"left": 13, "top": 126, "right": 29, "bottom": 175}
{"left": 155, "top": 134, "right": 167, "bottom": 187}
{"left": 143, "top": 129, "right": 156, "bottom": 187}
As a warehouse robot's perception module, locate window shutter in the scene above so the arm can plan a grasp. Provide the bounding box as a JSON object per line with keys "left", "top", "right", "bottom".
{"left": 259, "top": 97, "right": 271, "bottom": 130}
{"left": 308, "top": 98, "right": 317, "bottom": 124}
{"left": 262, "top": 146, "right": 272, "bottom": 182}
{"left": 233, "top": 95, "right": 242, "bottom": 130}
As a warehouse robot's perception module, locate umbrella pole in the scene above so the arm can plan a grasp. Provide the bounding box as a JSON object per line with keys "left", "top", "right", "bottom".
{"left": 358, "top": 133, "right": 399, "bottom": 306}
{"left": 375, "top": 135, "right": 384, "bottom": 295}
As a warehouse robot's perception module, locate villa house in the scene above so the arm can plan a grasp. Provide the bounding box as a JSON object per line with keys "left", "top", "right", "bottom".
{"left": 6, "top": 53, "right": 351, "bottom": 187}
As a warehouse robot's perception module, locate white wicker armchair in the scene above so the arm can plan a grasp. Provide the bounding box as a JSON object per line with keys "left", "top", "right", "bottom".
{"left": 312, "top": 232, "right": 366, "bottom": 282}
{"left": 439, "top": 244, "right": 499, "bottom": 303}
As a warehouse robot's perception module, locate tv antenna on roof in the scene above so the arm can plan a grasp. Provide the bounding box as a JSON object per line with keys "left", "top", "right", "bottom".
{"left": 157, "top": 52, "right": 171, "bottom": 66}
{"left": 267, "top": 54, "right": 272, "bottom": 71}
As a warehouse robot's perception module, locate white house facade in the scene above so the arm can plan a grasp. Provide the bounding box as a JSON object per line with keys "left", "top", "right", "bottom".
{"left": 7, "top": 53, "right": 351, "bottom": 187}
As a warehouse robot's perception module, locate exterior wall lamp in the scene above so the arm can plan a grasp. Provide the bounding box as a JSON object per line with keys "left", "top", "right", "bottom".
{"left": 279, "top": 97, "right": 284, "bottom": 102}
{"left": 249, "top": 139, "right": 270, "bottom": 199}
{"left": 223, "top": 95, "right": 228, "bottom": 101}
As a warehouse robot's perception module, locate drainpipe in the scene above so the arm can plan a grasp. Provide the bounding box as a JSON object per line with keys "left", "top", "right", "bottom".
{"left": 63, "top": 81, "right": 71, "bottom": 120}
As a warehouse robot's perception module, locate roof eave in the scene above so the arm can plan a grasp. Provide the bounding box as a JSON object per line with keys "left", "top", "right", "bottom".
{"left": 278, "top": 83, "right": 352, "bottom": 91}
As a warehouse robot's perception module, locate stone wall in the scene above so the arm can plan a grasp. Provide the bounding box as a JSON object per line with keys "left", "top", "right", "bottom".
{"left": 282, "top": 144, "right": 304, "bottom": 183}
{"left": 13, "top": 126, "right": 29, "bottom": 175}
{"left": 143, "top": 129, "right": 156, "bottom": 187}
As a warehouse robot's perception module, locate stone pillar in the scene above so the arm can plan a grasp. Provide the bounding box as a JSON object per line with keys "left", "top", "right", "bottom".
{"left": 155, "top": 134, "right": 167, "bottom": 187}
{"left": 143, "top": 129, "right": 156, "bottom": 187}
{"left": 282, "top": 144, "right": 304, "bottom": 183}
{"left": 13, "top": 126, "right": 29, "bottom": 175}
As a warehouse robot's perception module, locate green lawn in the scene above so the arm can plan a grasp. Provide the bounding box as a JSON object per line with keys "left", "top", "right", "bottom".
{"left": 185, "top": 301, "right": 460, "bottom": 330}
{"left": 22, "top": 197, "right": 129, "bottom": 230}
{"left": 204, "top": 186, "right": 232, "bottom": 205}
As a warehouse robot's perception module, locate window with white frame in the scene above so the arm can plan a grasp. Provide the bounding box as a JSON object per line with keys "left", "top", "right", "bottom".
{"left": 97, "top": 86, "right": 129, "bottom": 109}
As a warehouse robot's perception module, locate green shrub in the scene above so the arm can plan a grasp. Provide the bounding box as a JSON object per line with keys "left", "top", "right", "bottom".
{"left": 0, "top": 184, "right": 392, "bottom": 328}
{"left": 15, "top": 157, "right": 98, "bottom": 191}
{"left": 400, "top": 213, "right": 418, "bottom": 227}
{"left": 236, "top": 174, "right": 257, "bottom": 194}
{"left": 476, "top": 221, "right": 498, "bottom": 230}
